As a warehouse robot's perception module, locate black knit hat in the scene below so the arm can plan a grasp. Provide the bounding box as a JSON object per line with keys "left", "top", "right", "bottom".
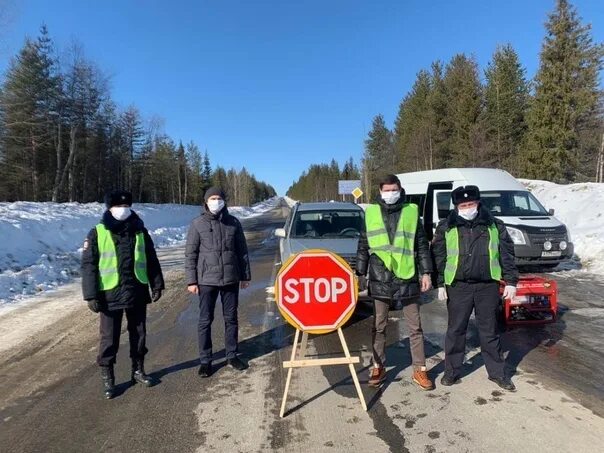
{"left": 204, "top": 186, "right": 225, "bottom": 202}
{"left": 451, "top": 185, "right": 480, "bottom": 205}
{"left": 105, "top": 190, "right": 133, "bottom": 208}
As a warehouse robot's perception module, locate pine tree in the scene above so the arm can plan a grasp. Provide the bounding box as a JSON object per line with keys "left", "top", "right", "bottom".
{"left": 186, "top": 141, "right": 202, "bottom": 204}
{"left": 394, "top": 70, "right": 432, "bottom": 172}
{"left": 120, "top": 106, "right": 144, "bottom": 191}
{"left": 201, "top": 150, "right": 212, "bottom": 195}
{"left": 341, "top": 157, "right": 360, "bottom": 180}
{"left": 176, "top": 141, "right": 186, "bottom": 204}
{"left": 0, "top": 25, "right": 60, "bottom": 200}
{"left": 523, "top": 0, "right": 604, "bottom": 182}
{"left": 362, "top": 114, "right": 393, "bottom": 201}
{"left": 442, "top": 54, "right": 483, "bottom": 167}
{"left": 483, "top": 44, "right": 529, "bottom": 173}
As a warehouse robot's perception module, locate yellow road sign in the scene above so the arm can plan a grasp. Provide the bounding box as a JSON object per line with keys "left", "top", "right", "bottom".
{"left": 351, "top": 187, "right": 363, "bottom": 199}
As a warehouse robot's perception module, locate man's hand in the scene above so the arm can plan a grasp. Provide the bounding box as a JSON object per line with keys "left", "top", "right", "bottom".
{"left": 240, "top": 281, "right": 250, "bottom": 290}
{"left": 420, "top": 274, "right": 432, "bottom": 292}
{"left": 437, "top": 287, "right": 447, "bottom": 301}
{"left": 151, "top": 290, "right": 162, "bottom": 302}
{"left": 187, "top": 284, "right": 199, "bottom": 295}
{"left": 502, "top": 285, "right": 517, "bottom": 300}
{"left": 87, "top": 299, "right": 101, "bottom": 313}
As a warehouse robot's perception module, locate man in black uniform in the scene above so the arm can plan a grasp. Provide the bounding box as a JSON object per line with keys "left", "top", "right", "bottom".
{"left": 81, "top": 190, "right": 165, "bottom": 399}
{"left": 432, "top": 185, "right": 518, "bottom": 391}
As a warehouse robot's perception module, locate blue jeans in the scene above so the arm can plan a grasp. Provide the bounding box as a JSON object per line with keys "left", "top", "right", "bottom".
{"left": 197, "top": 284, "right": 239, "bottom": 364}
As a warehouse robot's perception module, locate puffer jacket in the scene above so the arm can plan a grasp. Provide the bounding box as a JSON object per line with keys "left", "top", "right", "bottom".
{"left": 432, "top": 204, "right": 519, "bottom": 287}
{"left": 356, "top": 198, "right": 433, "bottom": 302}
{"left": 81, "top": 210, "right": 165, "bottom": 310}
{"left": 185, "top": 207, "right": 251, "bottom": 287}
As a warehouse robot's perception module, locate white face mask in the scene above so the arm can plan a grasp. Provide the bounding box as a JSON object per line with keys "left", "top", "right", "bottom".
{"left": 110, "top": 206, "right": 131, "bottom": 221}
{"left": 207, "top": 199, "right": 225, "bottom": 214}
{"left": 458, "top": 206, "right": 478, "bottom": 221}
{"left": 381, "top": 190, "right": 401, "bottom": 205}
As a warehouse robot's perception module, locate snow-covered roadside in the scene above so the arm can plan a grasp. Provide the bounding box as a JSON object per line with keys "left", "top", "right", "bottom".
{"left": 282, "top": 196, "right": 297, "bottom": 208}
{"left": 522, "top": 180, "right": 604, "bottom": 275}
{"left": 0, "top": 197, "right": 281, "bottom": 305}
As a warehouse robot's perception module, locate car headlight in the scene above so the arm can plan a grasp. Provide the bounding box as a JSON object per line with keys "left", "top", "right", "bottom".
{"left": 506, "top": 226, "right": 526, "bottom": 245}
{"left": 560, "top": 241, "right": 568, "bottom": 251}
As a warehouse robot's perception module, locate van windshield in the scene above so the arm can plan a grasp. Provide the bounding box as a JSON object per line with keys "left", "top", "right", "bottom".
{"left": 480, "top": 191, "right": 548, "bottom": 217}
{"left": 291, "top": 210, "right": 363, "bottom": 238}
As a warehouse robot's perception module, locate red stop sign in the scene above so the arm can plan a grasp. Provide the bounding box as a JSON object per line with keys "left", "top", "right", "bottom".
{"left": 275, "top": 250, "right": 358, "bottom": 333}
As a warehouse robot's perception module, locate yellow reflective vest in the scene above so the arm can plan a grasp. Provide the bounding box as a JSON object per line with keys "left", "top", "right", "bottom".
{"left": 365, "top": 203, "right": 418, "bottom": 279}
{"left": 96, "top": 224, "right": 149, "bottom": 291}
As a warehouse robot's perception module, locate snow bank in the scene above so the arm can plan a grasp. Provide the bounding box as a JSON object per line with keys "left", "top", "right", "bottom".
{"left": 521, "top": 180, "right": 604, "bottom": 275}
{"left": 283, "top": 196, "right": 297, "bottom": 208}
{"left": 0, "top": 197, "right": 281, "bottom": 304}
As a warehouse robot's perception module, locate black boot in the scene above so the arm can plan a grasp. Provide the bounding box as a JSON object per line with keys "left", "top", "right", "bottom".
{"left": 100, "top": 366, "right": 116, "bottom": 399}
{"left": 131, "top": 359, "right": 154, "bottom": 387}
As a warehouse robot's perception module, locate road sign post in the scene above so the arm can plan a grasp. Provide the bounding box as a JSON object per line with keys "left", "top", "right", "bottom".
{"left": 275, "top": 250, "right": 367, "bottom": 417}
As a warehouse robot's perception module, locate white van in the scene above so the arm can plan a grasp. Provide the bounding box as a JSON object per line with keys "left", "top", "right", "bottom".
{"left": 396, "top": 168, "right": 573, "bottom": 268}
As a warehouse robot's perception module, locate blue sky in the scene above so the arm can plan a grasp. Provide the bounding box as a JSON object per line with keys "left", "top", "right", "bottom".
{"left": 1, "top": 1, "right": 603, "bottom": 195}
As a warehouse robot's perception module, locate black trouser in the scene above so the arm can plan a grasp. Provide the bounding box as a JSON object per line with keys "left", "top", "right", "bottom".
{"left": 97, "top": 304, "right": 148, "bottom": 367}
{"left": 197, "top": 284, "right": 239, "bottom": 364}
{"left": 444, "top": 281, "right": 505, "bottom": 379}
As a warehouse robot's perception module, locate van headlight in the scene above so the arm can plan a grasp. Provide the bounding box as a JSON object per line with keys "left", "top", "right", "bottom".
{"left": 506, "top": 226, "right": 526, "bottom": 245}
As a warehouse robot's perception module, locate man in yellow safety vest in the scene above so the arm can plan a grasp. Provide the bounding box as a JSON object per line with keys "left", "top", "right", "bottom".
{"left": 432, "top": 185, "right": 518, "bottom": 391}
{"left": 356, "top": 174, "right": 434, "bottom": 390}
{"left": 81, "top": 190, "right": 164, "bottom": 399}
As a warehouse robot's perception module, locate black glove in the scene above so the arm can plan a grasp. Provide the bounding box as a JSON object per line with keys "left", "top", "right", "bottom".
{"left": 151, "top": 290, "right": 162, "bottom": 302}
{"left": 87, "top": 299, "right": 101, "bottom": 313}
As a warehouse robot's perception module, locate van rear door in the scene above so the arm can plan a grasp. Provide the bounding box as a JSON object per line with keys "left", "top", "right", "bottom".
{"left": 424, "top": 182, "right": 453, "bottom": 241}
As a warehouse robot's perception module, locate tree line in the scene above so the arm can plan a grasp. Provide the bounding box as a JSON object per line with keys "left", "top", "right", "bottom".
{"left": 286, "top": 157, "right": 360, "bottom": 202}
{"left": 288, "top": 0, "right": 603, "bottom": 203}
{"left": 0, "top": 26, "right": 275, "bottom": 205}
{"left": 362, "top": 0, "right": 603, "bottom": 201}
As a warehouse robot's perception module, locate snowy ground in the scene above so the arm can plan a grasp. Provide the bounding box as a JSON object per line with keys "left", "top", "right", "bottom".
{"left": 522, "top": 179, "right": 604, "bottom": 275}
{"left": 0, "top": 197, "right": 281, "bottom": 305}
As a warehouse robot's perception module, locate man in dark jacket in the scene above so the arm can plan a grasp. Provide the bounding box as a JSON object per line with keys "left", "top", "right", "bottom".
{"left": 81, "top": 190, "right": 164, "bottom": 399}
{"left": 432, "top": 185, "right": 519, "bottom": 391}
{"left": 356, "top": 174, "right": 434, "bottom": 390}
{"left": 185, "top": 187, "right": 251, "bottom": 377}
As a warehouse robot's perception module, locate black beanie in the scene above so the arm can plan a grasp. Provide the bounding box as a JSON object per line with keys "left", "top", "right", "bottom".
{"left": 204, "top": 186, "right": 225, "bottom": 202}
{"left": 451, "top": 185, "right": 480, "bottom": 206}
{"left": 105, "top": 190, "right": 133, "bottom": 208}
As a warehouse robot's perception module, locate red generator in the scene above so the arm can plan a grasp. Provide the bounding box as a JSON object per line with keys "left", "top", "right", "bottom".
{"left": 500, "top": 275, "right": 558, "bottom": 326}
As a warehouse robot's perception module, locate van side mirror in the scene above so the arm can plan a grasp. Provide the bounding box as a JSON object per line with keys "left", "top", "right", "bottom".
{"left": 274, "top": 228, "right": 286, "bottom": 238}
{"left": 548, "top": 208, "right": 555, "bottom": 215}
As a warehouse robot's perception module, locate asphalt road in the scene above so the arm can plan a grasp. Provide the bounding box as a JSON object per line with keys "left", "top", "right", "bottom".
{"left": 1, "top": 202, "right": 603, "bottom": 453}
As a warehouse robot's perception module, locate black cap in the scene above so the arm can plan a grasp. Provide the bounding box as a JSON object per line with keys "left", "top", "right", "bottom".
{"left": 204, "top": 186, "right": 225, "bottom": 202}
{"left": 105, "top": 190, "right": 133, "bottom": 208}
{"left": 451, "top": 185, "right": 480, "bottom": 205}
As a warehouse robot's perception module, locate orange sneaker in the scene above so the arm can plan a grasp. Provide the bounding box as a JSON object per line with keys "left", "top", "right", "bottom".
{"left": 368, "top": 366, "right": 386, "bottom": 387}
{"left": 412, "top": 367, "right": 434, "bottom": 390}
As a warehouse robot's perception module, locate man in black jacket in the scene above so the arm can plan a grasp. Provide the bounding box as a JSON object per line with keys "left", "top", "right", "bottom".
{"left": 185, "top": 187, "right": 251, "bottom": 377}
{"left": 356, "top": 174, "right": 434, "bottom": 390}
{"left": 432, "top": 185, "right": 518, "bottom": 391}
{"left": 81, "top": 190, "right": 164, "bottom": 399}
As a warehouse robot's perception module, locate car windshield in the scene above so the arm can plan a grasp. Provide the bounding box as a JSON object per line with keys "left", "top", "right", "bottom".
{"left": 480, "top": 191, "right": 549, "bottom": 217}
{"left": 291, "top": 210, "right": 363, "bottom": 238}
